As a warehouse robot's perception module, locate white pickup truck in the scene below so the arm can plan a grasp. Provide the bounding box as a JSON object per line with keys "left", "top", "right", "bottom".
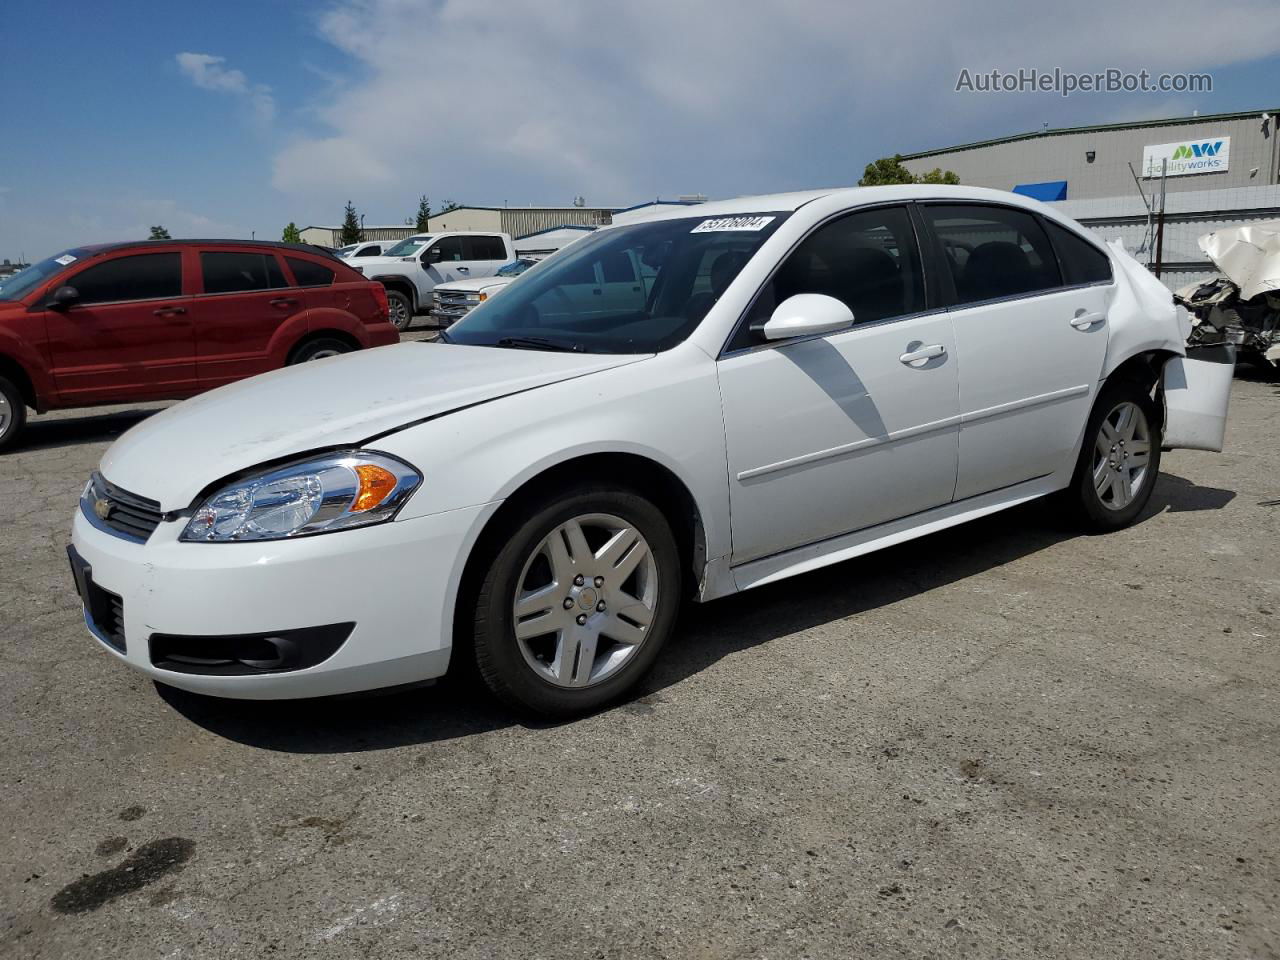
{"left": 429, "top": 258, "right": 538, "bottom": 326}
{"left": 351, "top": 231, "right": 515, "bottom": 330}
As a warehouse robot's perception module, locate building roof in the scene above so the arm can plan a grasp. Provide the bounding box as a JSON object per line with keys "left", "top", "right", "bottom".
{"left": 900, "top": 107, "right": 1280, "bottom": 160}
{"left": 301, "top": 225, "right": 415, "bottom": 232}
{"left": 513, "top": 224, "right": 599, "bottom": 240}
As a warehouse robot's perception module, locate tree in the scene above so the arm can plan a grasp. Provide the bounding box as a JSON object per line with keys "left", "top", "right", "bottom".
{"left": 572, "top": 195, "right": 586, "bottom": 208}
{"left": 414, "top": 196, "right": 431, "bottom": 231}
{"left": 148, "top": 225, "right": 171, "bottom": 240}
{"left": 339, "top": 201, "right": 363, "bottom": 244}
{"left": 437, "top": 199, "right": 462, "bottom": 215}
{"left": 857, "top": 154, "right": 959, "bottom": 187}
{"left": 281, "top": 222, "right": 302, "bottom": 243}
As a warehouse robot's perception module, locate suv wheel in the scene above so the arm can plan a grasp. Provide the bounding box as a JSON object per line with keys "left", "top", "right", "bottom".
{"left": 0, "top": 375, "right": 27, "bottom": 452}
{"left": 288, "top": 337, "right": 354, "bottom": 364}
{"left": 471, "top": 485, "right": 682, "bottom": 717}
{"left": 1068, "top": 378, "right": 1162, "bottom": 531}
{"left": 386, "top": 290, "right": 413, "bottom": 332}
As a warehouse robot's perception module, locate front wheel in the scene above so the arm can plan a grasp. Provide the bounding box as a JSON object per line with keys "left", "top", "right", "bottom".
{"left": 385, "top": 290, "right": 413, "bottom": 332}
{"left": 0, "top": 375, "right": 27, "bottom": 452}
{"left": 1068, "top": 379, "right": 1162, "bottom": 531}
{"left": 471, "top": 486, "right": 682, "bottom": 717}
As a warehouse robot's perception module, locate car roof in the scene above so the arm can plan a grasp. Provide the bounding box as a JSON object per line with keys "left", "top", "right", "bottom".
{"left": 625, "top": 184, "right": 1069, "bottom": 223}
{"left": 87, "top": 239, "right": 342, "bottom": 260}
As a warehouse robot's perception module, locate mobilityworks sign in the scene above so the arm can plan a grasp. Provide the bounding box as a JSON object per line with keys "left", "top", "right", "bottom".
{"left": 1142, "top": 136, "right": 1230, "bottom": 177}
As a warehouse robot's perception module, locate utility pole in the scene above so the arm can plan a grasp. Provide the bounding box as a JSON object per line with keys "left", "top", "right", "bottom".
{"left": 1153, "top": 158, "right": 1167, "bottom": 279}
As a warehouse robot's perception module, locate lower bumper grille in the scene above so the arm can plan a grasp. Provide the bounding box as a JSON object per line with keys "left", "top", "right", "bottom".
{"left": 68, "top": 546, "right": 127, "bottom": 653}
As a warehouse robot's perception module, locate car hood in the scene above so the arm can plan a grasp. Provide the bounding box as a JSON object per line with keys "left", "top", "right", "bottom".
{"left": 435, "top": 276, "right": 516, "bottom": 294}
{"left": 100, "top": 342, "right": 646, "bottom": 510}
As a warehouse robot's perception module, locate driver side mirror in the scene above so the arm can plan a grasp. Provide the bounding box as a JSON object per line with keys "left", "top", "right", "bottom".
{"left": 424, "top": 246, "right": 444, "bottom": 264}
{"left": 46, "top": 285, "right": 80, "bottom": 310}
{"left": 761, "top": 293, "right": 854, "bottom": 341}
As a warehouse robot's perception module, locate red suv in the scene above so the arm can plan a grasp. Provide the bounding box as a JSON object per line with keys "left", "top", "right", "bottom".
{"left": 0, "top": 240, "right": 397, "bottom": 450}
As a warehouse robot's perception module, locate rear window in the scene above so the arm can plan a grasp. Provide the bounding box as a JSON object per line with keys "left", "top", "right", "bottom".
{"left": 287, "top": 258, "right": 336, "bottom": 287}
{"left": 201, "top": 252, "right": 287, "bottom": 294}
{"left": 1044, "top": 220, "right": 1113, "bottom": 286}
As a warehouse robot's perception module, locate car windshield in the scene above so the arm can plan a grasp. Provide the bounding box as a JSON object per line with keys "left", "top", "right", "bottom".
{"left": 336, "top": 245, "right": 357, "bottom": 256}
{"left": 0, "top": 249, "right": 91, "bottom": 301}
{"left": 496, "top": 259, "right": 536, "bottom": 277}
{"left": 385, "top": 236, "right": 431, "bottom": 258}
{"left": 445, "top": 214, "right": 789, "bottom": 353}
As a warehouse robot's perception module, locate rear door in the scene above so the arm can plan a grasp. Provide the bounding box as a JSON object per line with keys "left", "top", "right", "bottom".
{"left": 920, "top": 204, "right": 1111, "bottom": 500}
{"left": 459, "top": 235, "right": 509, "bottom": 280}
{"left": 190, "top": 248, "right": 297, "bottom": 388}
{"left": 44, "top": 250, "right": 195, "bottom": 403}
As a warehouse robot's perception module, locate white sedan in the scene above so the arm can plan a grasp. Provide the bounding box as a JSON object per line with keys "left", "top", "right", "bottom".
{"left": 69, "top": 185, "right": 1231, "bottom": 716}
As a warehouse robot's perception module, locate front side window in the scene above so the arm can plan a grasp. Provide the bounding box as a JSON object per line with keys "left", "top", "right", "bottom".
{"left": 1044, "top": 220, "right": 1113, "bottom": 286}
{"left": 730, "top": 205, "right": 924, "bottom": 351}
{"left": 201, "top": 252, "right": 288, "bottom": 294}
{"left": 69, "top": 253, "right": 182, "bottom": 305}
{"left": 924, "top": 204, "right": 1061, "bottom": 305}
{"left": 286, "top": 257, "right": 335, "bottom": 287}
{"left": 446, "top": 213, "right": 789, "bottom": 354}
{"left": 354, "top": 245, "right": 382, "bottom": 257}
{"left": 429, "top": 237, "right": 465, "bottom": 262}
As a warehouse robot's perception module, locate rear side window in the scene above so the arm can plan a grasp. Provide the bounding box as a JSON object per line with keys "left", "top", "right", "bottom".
{"left": 1044, "top": 220, "right": 1113, "bottom": 286}
{"left": 201, "top": 252, "right": 287, "bottom": 294}
{"left": 461, "top": 236, "right": 506, "bottom": 260}
{"left": 923, "top": 204, "right": 1061, "bottom": 305}
{"left": 286, "top": 257, "right": 336, "bottom": 287}
{"left": 70, "top": 253, "right": 182, "bottom": 305}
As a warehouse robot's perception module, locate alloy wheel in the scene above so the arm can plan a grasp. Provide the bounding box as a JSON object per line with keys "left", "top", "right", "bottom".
{"left": 0, "top": 392, "right": 9, "bottom": 437}
{"left": 511, "top": 513, "right": 658, "bottom": 688}
{"left": 1091, "top": 400, "right": 1152, "bottom": 511}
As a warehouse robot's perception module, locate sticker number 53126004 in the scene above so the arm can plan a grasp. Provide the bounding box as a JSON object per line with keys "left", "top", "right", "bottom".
{"left": 690, "top": 216, "right": 776, "bottom": 234}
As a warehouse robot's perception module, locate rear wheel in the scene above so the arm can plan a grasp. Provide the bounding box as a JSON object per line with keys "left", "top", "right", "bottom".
{"left": 1068, "top": 379, "right": 1162, "bottom": 531}
{"left": 288, "top": 337, "right": 354, "bottom": 364}
{"left": 471, "top": 485, "right": 681, "bottom": 717}
{"left": 385, "top": 290, "right": 413, "bottom": 332}
{"left": 0, "top": 376, "right": 27, "bottom": 452}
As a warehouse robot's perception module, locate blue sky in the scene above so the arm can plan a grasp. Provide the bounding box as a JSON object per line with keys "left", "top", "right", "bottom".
{"left": 3, "top": 0, "right": 1279, "bottom": 262}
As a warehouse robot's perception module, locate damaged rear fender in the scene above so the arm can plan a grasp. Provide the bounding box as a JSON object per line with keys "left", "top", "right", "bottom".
{"left": 1101, "top": 240, "right": 1185, "bottom": 379}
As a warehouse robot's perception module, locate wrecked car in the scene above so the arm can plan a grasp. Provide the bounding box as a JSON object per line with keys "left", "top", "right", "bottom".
{"left": 1176, "top": 221, "right": 1280, "bottom": 367}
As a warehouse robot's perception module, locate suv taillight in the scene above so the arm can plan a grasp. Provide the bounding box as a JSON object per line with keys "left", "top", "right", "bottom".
{"left": 370, "top": 284, "right": 389, "bottom": 322}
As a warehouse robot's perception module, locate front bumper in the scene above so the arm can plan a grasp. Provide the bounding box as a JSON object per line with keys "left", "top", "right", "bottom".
{"left": 69, "top": 500, "right": 494, "bottom": 699}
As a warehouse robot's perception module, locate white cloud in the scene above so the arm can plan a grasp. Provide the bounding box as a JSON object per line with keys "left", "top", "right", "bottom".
{"left": 176, "top": 52, "right": 275, "bottom": 125}
{"left": 267, "top": 0, "right": 1280, "bottom": 208}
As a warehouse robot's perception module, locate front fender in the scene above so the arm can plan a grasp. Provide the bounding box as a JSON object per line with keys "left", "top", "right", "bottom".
{"left": 0, "top": 326, "right": 55, "bottom": 408}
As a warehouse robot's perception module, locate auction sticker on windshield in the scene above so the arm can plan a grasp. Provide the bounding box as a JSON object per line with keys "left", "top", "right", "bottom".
{"left": 691, "top": 216, "right": 777, "bottom": 233}
{"left": 55, "top": 255, "right": 77, "bottom": 266}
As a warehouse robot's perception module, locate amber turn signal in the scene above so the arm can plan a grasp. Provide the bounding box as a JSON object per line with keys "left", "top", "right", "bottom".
{"left": 352, "top": 464, "right": 398, "bottom": 513}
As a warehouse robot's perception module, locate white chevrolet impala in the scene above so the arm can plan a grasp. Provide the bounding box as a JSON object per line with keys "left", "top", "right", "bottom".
{"left": 70, "top": 186, "right": 1231, "bottom": 716}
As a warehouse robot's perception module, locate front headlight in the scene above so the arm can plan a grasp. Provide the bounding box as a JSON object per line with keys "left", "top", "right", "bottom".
{"left": 180, "top": 452, "right": 421, "bottom": 542}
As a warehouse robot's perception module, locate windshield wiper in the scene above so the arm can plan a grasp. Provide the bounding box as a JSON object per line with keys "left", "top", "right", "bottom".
{"left": 494, "top": 336, "right": 585, "bottom": 353}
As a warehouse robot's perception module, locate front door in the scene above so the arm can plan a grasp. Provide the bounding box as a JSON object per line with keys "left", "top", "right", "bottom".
{"left": 44, "top": 250, "right": 195, "bottom": 404}
{"left": 920, "top": 204, "right": 1112, "bottom": 500}
{"left": 717, "top": 204, "right": 960, "bottom": 564}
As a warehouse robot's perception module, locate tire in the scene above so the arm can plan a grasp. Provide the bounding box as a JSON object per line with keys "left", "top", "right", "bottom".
{"left": 288, "top": 337, "right": 354, "bottom": 364}
{"left": 471, "top": 484, "right": 682, "bottom": 717}
{"left": 386, "top": 290, "right": 414, "bottom": 332}
{"left": 1067, "top": 378, "right": 1162, "bottom": 532}
{"left": 0, "top": 375, "right": 27, "bottom": 453}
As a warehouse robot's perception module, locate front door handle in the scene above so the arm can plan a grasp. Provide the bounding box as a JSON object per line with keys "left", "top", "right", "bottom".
{"left": 269, "top": 297, "right": 298, "bottom": 308}
{"left": 457, "top": 266, "right": 470, "bottom": 273}
{"left": 899, "top": 344, "right": 946, "bottom": 366}
{"left": 152, "top": 306, "right": 187, "bottom": 317}
{"left": 1070, "top": 310, "right": 1106, "bottom": 329}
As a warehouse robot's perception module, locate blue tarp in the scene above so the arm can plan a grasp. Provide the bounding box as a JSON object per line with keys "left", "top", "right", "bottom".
{"left": 1012, "top": 180, "right": 1068, "bottom": 202}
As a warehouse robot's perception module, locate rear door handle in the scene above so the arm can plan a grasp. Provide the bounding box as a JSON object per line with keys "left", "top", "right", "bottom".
{"left": 1070, "top": 310, "right": 1106, "bottom": 329}
{"left": 152, "top": 306, "right": 187, "bottom": 317}
{"left": 899, "top": 344, "right": 946, "bottom": 365}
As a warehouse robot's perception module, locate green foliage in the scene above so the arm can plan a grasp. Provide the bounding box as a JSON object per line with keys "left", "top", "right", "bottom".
{"left": 437, "top": 199, "right": 462, "bottom": 215}
{"left": 281, "top": 222, "right": 302, "bottom": 243}
{"left": 148, "top": 225, "right": 171, "bottom": 240}
{"left": 858, "top": 155, "right": 959, "bottom": 187}
{"left": 415, "top": 196, "right": 431, "bottom": 231}
{"left": 340, "top": 201, "right": 363, "bottom": 244}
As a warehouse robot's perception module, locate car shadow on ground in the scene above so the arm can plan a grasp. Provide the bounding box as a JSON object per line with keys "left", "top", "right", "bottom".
{"left": 14, "top": 407, "right": 162, "bottom": 452}
{"left": 160, "top": 471, "right": 1234, "bottom": 753}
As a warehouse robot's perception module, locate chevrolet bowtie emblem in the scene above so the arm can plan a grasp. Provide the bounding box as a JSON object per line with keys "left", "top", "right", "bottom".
{"left": 93, "top": 498, "right": 112, "bottom": 521}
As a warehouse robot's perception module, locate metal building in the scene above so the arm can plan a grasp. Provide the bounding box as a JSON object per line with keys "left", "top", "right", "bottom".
{"left": 901, "top": 108, "right": 1280, "bottom": 288}
{"left": 298, "top": 225, "right": 417, "bottom": 248}
{"left": 426, "top": 205, "right": 616, "bottom": 237}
